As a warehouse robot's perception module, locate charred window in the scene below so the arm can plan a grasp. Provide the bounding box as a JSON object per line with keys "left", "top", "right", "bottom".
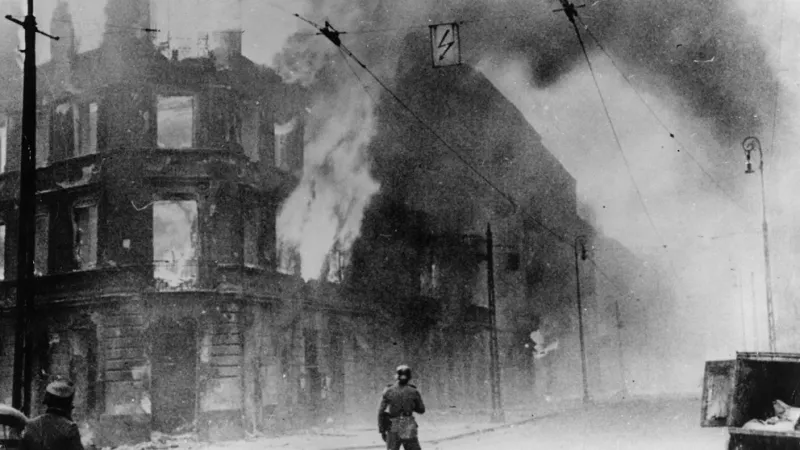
{"left": 507, "top": 252, "right": 520, "bottom": 271}
{"left": 243, "top": 208, "right": 261, "bottom": 268}
{"left": 36, "top": 110, "right": 50, "bottom": 167}
{"left": 35, "top": 209, "right": 49, "bottom": 276}
{"left": 274, "top": 117, "right": 303, "bottom": 171}
{"left": 72, "top": 102, "right": 99, "bottom": 157}
{"left": 0, "top": 115, "right": 6, "bottom": 173}
{"left": 157, "top": 96, "right": 195, "bottom": 149}
{"left": 153, "top": 200, "right": 199, "bottom": 289}
{"left": 241, "top": 101, "right": 260, "bottom": 162}
{"left": 258, "top": 108, "right": 272, "bottom": 163}
{"left": 206, "top": 90, "right": 241, "bottom": 148}
{"left": 327, "top": 247, "right": 348, "bottom": 284}
{"left": 420, "top": 247, "right": 440, "bottom": 297}
{"left": 52, "top": 102, "right": 75, "bottom": 159}
{"left": 0, "top": 223, "right": 5, "bottom": 281}
{"left": 72, "top": 200, "right": 98, "bottom": 270}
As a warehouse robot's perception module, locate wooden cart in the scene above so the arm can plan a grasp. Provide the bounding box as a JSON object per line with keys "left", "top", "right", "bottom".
{"left": 701, "top": 352, "right": 800, "bottom": 450}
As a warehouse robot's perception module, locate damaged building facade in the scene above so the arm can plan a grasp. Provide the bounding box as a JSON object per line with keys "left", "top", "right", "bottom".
{"left": 324, "top": 31, "right": 606, "bottom": 419}
{"left": 0, "top": 1, "right": 369, "bottom": 445}
{"left": 0, "top": 1, "right": 676, "bottom": 446}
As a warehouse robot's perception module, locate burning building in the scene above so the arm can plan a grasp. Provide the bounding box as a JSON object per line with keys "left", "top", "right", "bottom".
{"left": 0, "top": 0, "right": 691, "bottom": 445}
{"left": 318, "top": 31, "right": 600, "bottom": 417}
{"left": 0, "top": 0, "right": 359, "bottom": 445}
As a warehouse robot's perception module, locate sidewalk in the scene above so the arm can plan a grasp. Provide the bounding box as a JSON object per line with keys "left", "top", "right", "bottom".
{"left": 202, "top": 401, "right": 586, "bottom": 450}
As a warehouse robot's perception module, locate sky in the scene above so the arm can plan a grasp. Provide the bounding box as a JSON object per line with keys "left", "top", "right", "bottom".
{"left": 15, "top": 0, "right": 800, "bottom": 361}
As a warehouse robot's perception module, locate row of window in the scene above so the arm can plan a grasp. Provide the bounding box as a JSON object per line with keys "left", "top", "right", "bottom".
{"left": 0, "top": 199, "right": 274, "bottom": 284}
{"left": 0, "top": 94, "right": 301, "bottom": 173}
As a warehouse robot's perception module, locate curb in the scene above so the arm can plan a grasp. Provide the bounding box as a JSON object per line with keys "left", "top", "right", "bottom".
{"left": 325, "top": 411, "right": 563, "bottom": 450}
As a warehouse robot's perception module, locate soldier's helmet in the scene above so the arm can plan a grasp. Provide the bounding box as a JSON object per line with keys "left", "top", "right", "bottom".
{"left": 44, "top": 378, "right": 75, "bottom": 410}
{"left": 396, "top": 365, "right": 412, "bottom": 383}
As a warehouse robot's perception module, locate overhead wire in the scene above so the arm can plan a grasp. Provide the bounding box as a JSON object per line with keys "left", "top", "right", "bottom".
{"left": 562, "top": 10, "right": 676, "bottom": 275}
{"left": 271, "top": 4, "right": 752, "bottom": 219}
{"left": 292, "top": 13, "right": 636, "bottom": 298}
{"left": 769, "top": 0, "right": 786, "bottom": 157}
{"left": 287, "top": 8, "right": 717, "bottom": 268}
{"left": 286, "top": 11, "right": 545, "bottom": 38}
{"left": 50, "top": 18, "right": 159, "bottom": 33}
{"left": 574, "top": 16, "right": 748, "bottom": 214}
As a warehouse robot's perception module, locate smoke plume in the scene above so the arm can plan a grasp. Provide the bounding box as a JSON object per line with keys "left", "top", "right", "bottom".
{"left": 272, "top": 0, "right": 778, "bottom": 280}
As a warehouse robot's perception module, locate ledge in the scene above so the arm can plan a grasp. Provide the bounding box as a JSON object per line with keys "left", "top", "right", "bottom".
{"left": 0, "top": 147, "right": 298, "bottom": 201}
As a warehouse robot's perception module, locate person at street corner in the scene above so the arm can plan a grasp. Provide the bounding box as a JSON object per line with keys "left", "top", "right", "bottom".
{"left": 20, "top": 379, "right": 84, "bottom": 450}
{"left": 378, "top": 365, "right": 426, "bottom": 450}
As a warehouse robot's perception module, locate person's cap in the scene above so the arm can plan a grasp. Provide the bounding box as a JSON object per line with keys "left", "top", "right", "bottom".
{"left": 45, "top": 380, "right": 75, "bottom": 399}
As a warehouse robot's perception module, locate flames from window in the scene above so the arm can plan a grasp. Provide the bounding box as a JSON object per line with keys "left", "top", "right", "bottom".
{"left": 153, "top": 200, "right": 199, "bottom": 289}
{"left": 276, "top": 82, "right": 380, "bottom": 281}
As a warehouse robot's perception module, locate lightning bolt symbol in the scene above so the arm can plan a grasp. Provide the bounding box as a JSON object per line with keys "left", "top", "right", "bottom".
{"left": 437, "top": 29, "right": 454, "bottom": 61}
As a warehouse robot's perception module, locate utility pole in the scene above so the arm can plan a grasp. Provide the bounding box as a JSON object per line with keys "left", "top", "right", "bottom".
{"left": 573, "top": 235, "right": 590, "bottom": 404}
{"left": 486, "top": 224, "right": 504, "bottom": 423}
{"left": 5, "top": 0, "right": 57, "bottom": 415}
{"left": 614, "top": 300, "right": 627, "bottom": 398}
{"left": 742, "top": 136, "right": 776, "bottom": 352}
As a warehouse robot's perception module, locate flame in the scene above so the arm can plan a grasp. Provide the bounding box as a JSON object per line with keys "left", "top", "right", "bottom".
{"left": 277, "top": 81, "right": 380, "bottom": 281}
{"left": 153, "top": 201, "right": 199, "bottom": 288}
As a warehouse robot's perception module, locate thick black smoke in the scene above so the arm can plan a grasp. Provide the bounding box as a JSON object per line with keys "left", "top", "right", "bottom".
{"left": 279, "top": 0, "right": 777, "bottom": 166}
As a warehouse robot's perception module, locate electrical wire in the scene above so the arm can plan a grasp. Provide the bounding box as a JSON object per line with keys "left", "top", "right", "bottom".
{"left": 574, "top": 16, "right": 748, "bottom": 214}
{"left": 50, "top": 18, "right": 159, "bottom": 33}
{"left": 289, "top": 9, "right": 684, "bottom": 288}
{"left": 298, "top": 16, "right": 636, "bottom": 298}
{"left": 769, "top": 0, "right": 786, "bottom": 157}
{"left": 565, "top": 15, "right": 673, "bottom": 257}
{"left": 340, "top": 43, "right": 520, "bottom": 211}
{"left": 278, "top": 5, "right": 752, "bottom": 221}
{"left": 286, "top": 10, "right": 545, "bottom": 38}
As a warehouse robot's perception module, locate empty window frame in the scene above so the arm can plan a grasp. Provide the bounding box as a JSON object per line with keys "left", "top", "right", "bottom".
{"left": 36, "top": 110, "right": 50, "bottom": 167}
{"left": 72, "top": 200, "right": 98, "bottom": 270}
{"left": 0, "top": 223, "right": 5, "bottom": 281}
{"left": 52, "top": 102, "right": 75, "bottom": 158}
{"left": 35, "top": 209, "right": 49, "bottom": 276}
{"left": 419, "top": 245, "right": 441, "bottom": 297}
{"left": 157, "top": 95, "right": 195, "bottom": 149}
{"left": 0, "top": 116, "right": 7, "bottom": 173}
{"left": 153, "top": 200, "right": 199, "bottom": 288}
{"left": 241, "top": 102, "right": 260, "bottom": 162}
{"left": 74, "top": 102, "right": 99, "bottom": 156}
{"left": 274, "top": 117, "right": 298, "bottom": 170}
{"left": 326, "top": 248, "right": 348, "bottom": 284}
{"left": 243, "top": 209, "right": 262, "bottom": 268}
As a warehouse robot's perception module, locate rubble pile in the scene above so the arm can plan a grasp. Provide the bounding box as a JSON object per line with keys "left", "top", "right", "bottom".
{"left": 103, "top": 433, "right": 201, "bottom": 450}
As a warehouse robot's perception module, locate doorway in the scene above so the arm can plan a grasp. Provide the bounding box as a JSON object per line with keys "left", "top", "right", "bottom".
{"left": 150, "top": 317, "right": 197, "bottom": 433}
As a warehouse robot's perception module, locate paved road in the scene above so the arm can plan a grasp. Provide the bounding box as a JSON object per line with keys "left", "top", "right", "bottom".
{"left": 426, "top": 398, "right": 728, "bottom": 450}
{"left": 189, "top": 396, "right": 728, "bottom": 450}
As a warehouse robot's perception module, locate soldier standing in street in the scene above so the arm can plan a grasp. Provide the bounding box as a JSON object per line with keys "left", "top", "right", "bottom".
{"left": 378, "top": 365, "right": 426, "bottom": 450}
{"left": 21, "top": 379, "right": 84, "bottom": 450}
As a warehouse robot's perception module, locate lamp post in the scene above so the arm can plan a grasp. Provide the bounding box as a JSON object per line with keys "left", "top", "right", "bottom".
{"left": 742, "top": 136, "right": 776, "bottom": 353}
{"left": 574, "top": 235, "right": 590, "bottom": 404}
{"left": 485, "top": 224, "right": 504, "bottom": 423}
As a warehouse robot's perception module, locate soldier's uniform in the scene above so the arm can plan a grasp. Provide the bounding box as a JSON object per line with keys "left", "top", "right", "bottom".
{"left": 21, "top": 380, "right": 84, "bottom": 450}
{"left": 378, "top": 365, "right": 426, "bottom": 450}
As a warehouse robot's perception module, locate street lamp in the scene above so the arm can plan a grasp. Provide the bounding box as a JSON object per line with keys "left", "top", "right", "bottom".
{"left": 574, "top": 235, "right": 591, "bottom": 404}
{"left": 742, "top": 136, "right": 776, "bottom": 352}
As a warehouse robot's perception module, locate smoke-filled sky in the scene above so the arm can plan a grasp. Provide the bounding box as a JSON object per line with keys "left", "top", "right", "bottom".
{"left": 13, "top": 0, "right": 800, "bottom": 359}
